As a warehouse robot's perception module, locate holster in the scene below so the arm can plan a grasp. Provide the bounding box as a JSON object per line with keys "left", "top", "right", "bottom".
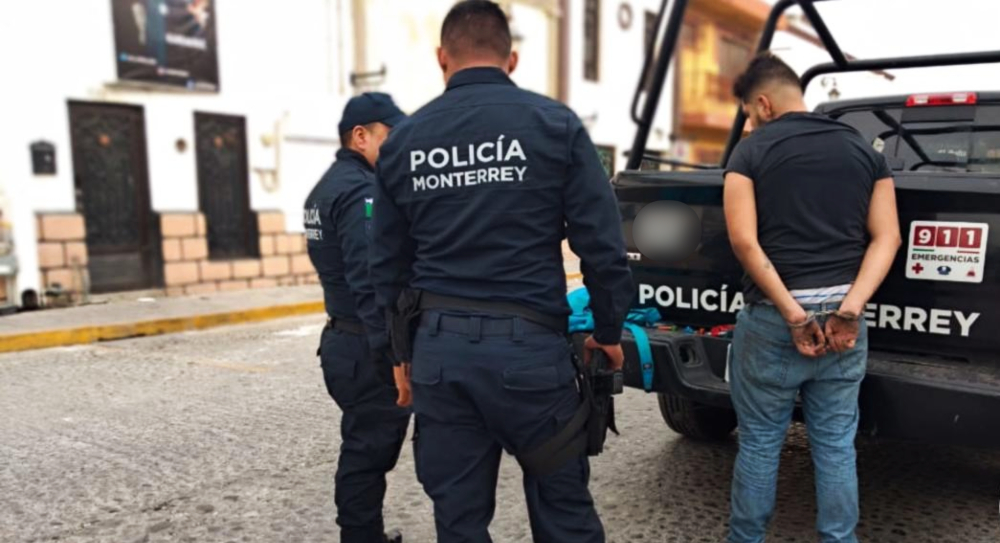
{"left": 388, "top": 289, "right": 621, "bottom": 475}
{"left": 584, "top": 351, "right": 621, "bottom": 456}
{"left": 517, "top": 349, "right": 621, "bottom": 476}
{"left": 388, "top": 288, "right": 424, "bottom": 363}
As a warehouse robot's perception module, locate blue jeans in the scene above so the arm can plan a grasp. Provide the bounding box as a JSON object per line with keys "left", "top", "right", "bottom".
{"left": 728, "top": 303, "right": 867, "bottom": 543}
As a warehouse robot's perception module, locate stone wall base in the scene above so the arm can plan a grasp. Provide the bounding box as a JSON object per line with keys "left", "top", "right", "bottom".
{"left": 35, "top": 213, "right": 90, "bottom": 302}
{"left": 34, "top": 210, "right": 318, "bottom": 302}
{"left": 160, "top": 210, "right": 318, "bottom": 296}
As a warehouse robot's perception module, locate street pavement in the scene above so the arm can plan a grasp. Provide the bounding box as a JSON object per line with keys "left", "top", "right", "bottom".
{"left": 2, "top": 315, "right": 998, "bottom": 543}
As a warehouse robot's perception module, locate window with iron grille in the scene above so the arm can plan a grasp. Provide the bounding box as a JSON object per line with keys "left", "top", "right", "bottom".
{"left": 584, "top": 0, "right": 600, "bottom": 81}
{"left": 194, "top": 113, "right": 258, "bottom": 260}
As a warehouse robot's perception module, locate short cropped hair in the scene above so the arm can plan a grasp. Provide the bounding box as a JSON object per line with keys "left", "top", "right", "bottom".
{"left": 340, "top": 122, "right": 379, "bottom": 149}
{"left": 441, "top": 0, "right": 512, "bottom": 60}
{"left": 732, "top": 52, "right": 801, "bottom": 103}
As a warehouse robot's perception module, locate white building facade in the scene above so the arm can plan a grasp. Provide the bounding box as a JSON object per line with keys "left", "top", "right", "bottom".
{"left": 0, "top": 0, "right": 681, "bottom": 305}
{"left": 0, "top": 0, "right": 364, "bottom": 302}
{"left": 1, "top": 0, "right": 890, "bottom": 307}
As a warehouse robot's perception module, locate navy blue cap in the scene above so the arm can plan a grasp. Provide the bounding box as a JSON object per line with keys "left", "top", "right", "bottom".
{"left": 337, "top": 92, "right": 407, "bottom": 136}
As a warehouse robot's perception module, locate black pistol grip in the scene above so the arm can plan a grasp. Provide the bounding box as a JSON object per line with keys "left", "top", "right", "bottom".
{"left": 590, "top": 350, "right": 610, "bottom": 372}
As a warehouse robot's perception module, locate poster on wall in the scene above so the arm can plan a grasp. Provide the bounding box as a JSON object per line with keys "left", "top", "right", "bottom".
{"left": 112, "top": 0, "right": 219, "bottom": 91}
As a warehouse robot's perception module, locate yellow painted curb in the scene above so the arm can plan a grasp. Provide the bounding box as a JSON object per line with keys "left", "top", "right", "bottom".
{"left": 0, "top": 301, "right": 325, "bottom": 354}
{"left": 1, "top": 270, "right": 586, "bottom": 354}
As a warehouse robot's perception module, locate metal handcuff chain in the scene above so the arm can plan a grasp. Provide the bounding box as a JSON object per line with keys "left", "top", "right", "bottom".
{"left": 787, "top": 309, "right": 860, "bottom": 329}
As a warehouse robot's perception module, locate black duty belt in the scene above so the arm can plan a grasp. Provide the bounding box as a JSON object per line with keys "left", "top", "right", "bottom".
{"left": 398, "top": 289, "right": 601, "bottom": 476}
{"left": 418, "top": 292, "right": 566, "bottom": 334}
{"left": 326, "top": 317, "right": 365, "bottom": 335}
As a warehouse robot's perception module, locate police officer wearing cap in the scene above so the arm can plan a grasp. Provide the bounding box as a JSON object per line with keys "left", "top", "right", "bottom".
{"left": 369, "top": 2, "right": 634, "bottom": 541}
{"left": 304, "top": 92, "right": 410, "bottom": 543}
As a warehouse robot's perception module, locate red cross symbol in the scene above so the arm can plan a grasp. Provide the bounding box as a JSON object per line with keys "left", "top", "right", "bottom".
{"left": 912, "top": 263, "right": 925, "bottom": 274}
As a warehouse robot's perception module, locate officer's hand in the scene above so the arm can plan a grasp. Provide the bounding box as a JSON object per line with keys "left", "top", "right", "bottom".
{"left": 789, "top": 318, "right": 827, "bottom": 358}
{"left": 824, "top": 312, "right": 860, "bottom": 353}
{"left": 394, "top": 363, "right": 413, "bottom": 407}
{"left": 583, "top": 336, "right": 625, "bottom": 371}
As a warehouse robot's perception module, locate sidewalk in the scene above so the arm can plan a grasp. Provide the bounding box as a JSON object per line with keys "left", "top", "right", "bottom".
{"left": 0, "top": 286, "right": 324, "bottom": 354}
{"left": 0, "top": 249, "right": 583, "bottom": 354}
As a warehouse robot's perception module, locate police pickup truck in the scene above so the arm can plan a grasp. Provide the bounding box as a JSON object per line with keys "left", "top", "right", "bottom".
{"left": 611, "top": 0, "right": 1000, "bottom": 448}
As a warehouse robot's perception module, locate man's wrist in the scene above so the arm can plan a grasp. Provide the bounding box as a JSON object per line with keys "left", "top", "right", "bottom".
{"left": 780, "top": 304, "right": 808, "bottom": 325}
{"left": 838, "top": 298, "right": 865, "bottom": 317}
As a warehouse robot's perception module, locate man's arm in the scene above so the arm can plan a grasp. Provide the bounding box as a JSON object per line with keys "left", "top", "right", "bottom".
{"left": 827, "top": 178, "right": 901, "bottom": 351}
{"left": 370, "top": 150, "right": 418, "bottom": 406}
{"left": 333, "top": 185, "right": 388, "bottom": 354}
{"left": 563, "top": 117, "right": 634, "bottom": 367}
{"left": 369, "top": 161, "right": 416, "bottom": 314}
{"left": 840, "top": 178, "right": 901, "bottom": 314}
{"left": 723, "top": 172, "right": 826, "bottom": 357}
{"left": 723, "top": 172, "right": 802, "bottom": 321}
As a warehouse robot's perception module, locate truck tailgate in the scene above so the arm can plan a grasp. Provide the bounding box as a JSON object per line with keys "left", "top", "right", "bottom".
{"left": 614, "top": 170, "right": 1000, "bottom": 363}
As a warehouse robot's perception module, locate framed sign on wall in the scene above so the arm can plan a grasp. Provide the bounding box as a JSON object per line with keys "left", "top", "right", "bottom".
{"left": 111, "top": 0, "right": 220, "bottom": 91}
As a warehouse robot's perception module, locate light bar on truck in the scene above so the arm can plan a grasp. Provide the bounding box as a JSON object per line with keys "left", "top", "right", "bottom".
{"left": 906, "top": 92, "right": 978, "bottom": 107}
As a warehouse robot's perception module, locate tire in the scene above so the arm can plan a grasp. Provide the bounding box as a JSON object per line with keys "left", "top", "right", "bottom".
{"left": 657, "top": 393, "right": 737, "bottom": 441}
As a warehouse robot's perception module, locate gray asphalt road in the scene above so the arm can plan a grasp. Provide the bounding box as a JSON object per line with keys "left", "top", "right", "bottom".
{"left": 2, "top": 316, "right": 998, "bottom": 542}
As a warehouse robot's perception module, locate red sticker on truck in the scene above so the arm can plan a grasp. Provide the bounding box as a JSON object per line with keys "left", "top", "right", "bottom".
{"left": 906, "top": 221, "right": 988, "bottom": 284}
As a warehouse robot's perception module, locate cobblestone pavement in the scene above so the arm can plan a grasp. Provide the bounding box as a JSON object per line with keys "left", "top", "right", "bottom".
{"left": 2, "top": 316, "right": 998, "bottom": 543}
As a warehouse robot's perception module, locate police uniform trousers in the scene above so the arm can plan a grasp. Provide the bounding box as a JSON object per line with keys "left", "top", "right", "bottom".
{"left": 410, "top": 310, "right": 605, "bottom": 543}
{"left": 320, "top": 326, "right": 411, "bottom": 543}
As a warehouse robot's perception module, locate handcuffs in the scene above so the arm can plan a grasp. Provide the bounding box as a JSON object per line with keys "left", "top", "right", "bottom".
{"left": 787, "top": 309, "right": 860, "bottom": 329}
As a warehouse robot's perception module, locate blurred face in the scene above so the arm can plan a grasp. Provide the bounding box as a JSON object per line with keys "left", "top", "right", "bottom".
{"left": 631, "top": 201, "right": 702, "bottom": 263}
{"left": 352, "top": 122, "right": 391, "bottom": 167}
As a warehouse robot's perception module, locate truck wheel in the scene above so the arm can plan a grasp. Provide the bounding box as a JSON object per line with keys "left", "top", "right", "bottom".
{"left": 657, "top": 393, "right": 737, "bottom": 441}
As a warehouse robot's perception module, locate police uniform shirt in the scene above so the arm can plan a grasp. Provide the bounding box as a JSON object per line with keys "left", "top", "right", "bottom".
{"left": 305, "top": 148, "right": 386, "bottom": 351}
{"left": 370, "top": 67, "right": 633, "bottom": 344}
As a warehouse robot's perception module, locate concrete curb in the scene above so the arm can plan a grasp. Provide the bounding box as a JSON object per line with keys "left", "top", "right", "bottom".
{"left": 0, "top": 301, "right": 325, "bottom": 354}
{"left": 1, "top": 272, "right": 586, "bottom": 354}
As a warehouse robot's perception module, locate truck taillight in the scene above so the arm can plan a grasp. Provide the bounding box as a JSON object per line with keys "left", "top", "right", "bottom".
{"left": 906, "top": 92, "right": 978, "bottom": 107}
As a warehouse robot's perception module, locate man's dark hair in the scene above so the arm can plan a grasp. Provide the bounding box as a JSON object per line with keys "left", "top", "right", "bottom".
{"left": 732, "top": 52, "right": 801, "bottom": 103}
{"left": 441, "top": 0, "right": 512, "bottom": 60}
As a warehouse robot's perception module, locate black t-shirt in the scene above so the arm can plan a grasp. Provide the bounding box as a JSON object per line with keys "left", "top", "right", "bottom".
{"left": 724, "top": 111, "right": 892, "bottom": 303}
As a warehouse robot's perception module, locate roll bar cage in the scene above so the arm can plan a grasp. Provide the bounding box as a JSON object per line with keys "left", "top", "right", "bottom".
{"left": 624, "top": 0, "right": 1000, "bottom": 171}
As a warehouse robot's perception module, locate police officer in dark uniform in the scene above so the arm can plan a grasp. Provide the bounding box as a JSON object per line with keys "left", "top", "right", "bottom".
{"left": 304, "top": 93, "right": 410, "bottom": 543}
{"left": 369, "top": 2, "right": 634, "bottom": 542}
